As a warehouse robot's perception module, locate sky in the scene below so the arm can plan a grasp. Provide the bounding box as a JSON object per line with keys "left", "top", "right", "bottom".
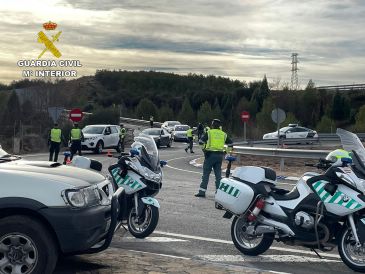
{"left": 0, "top": 0, "right": 364, "bottom": 87}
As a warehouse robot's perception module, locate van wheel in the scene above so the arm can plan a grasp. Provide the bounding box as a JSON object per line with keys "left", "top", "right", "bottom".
{"left": 94, "top": 141, "right": 103, "bottom": 154}
{"left": 0, "top": 215, "right": 58, "bottom": 274}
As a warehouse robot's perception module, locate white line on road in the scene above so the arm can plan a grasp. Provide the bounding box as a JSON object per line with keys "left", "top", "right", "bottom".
{"left": 126, "top": 249, "right": 191, "bottom": 260}
{"left": 154, "top": 231, "right": 341, "bottom": 259}
{"left": 196, "top": 254, "right": 341, "bottom": 263}
{"left": 123, "top": 236, "right": 188, "bottom": 242}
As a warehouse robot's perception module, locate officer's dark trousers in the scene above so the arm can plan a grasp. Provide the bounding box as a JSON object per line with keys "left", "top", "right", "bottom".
{"left": 49, "top": 141, "right": 60, "bottom": 162}
{"left": 70, "top": 140, "right": 82, "bottom": 160}
{"left": 186, "top": 137, "right": 193, "bottom": 152}
{"left": 120, "top": 137, "right": 125, "bottom": 152}
{"left": 199, "top": 152, "right": 224, "bottom": 193}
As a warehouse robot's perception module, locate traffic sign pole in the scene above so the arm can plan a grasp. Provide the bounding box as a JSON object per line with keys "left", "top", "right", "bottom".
{"left": 244, "top": 122, "right": 247, "bottom": 141}
{"left": 240, "top": 111, "right": 250, "bottom": 142}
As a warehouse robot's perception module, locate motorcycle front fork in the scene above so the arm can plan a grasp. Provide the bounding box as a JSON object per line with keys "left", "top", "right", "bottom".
{"left": 348, "top": 214, "right": 362, "bottom": 247}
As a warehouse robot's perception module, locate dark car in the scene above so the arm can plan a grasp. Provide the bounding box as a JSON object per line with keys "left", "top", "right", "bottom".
{"left": 141, "top": 128, "right": 172, "bottom": 148}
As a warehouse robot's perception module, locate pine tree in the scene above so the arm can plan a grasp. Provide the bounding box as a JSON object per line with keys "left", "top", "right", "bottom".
{"left": 211, "top": 98, "right": 223, "bottom": 121}
{"left": 178, "top": 97, "right": 195, "bottom": 125}
{"left": 355, "top": 105, "right": 365, "bottom": 132}
{"left": 251, "top": 75, "right": 270, "bottom": 111}
{"left": 197, "top": 101, "right": 212, "bottom": 125}
{"left": 159, "top": 106, "right": 174, "bottom": 122}
{"left": 135, "top": 98, "right": 158, "bottom": 121}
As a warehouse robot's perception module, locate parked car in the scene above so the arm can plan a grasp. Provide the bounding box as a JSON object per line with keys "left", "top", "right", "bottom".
{"left": 161, "top": 121, "right": 181, "bottom": 133}
{"left": 263, "top": 124, "right": 318, "bottom": 139}
{"left": 82, "top": 124, "right": 122, "bottom": 154}
{"left": 0, "top": 146, "right": 124, "bottom": 274}
{"left": 173, "top": 124, "right": 190, "bottom": 142}
{"left": 141, "top": 128, "right": 172, "bottom": 148}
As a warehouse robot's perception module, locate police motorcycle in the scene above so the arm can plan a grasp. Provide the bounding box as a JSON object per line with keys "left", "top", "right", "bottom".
{"left": 107, "top": 135, "right": 165, "bottom": 238}
{"left": 215, "top": 128, "right": 365, "bottom": 272}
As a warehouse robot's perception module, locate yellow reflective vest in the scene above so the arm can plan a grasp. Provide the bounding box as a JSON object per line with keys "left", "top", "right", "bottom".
{"left": 70, "top": 128, "right": 82, "bottom": 140}
{"left": 186, "top": 128, "right": 193, "bottom": 138}
{"left": 205, "top": 129, "right": 227, "bottom": 152}
{"left": 120, "top": 127, "right": 126, "bottom": 138}
{"left": 50, "top": 128, "right": 61, "bottom": 143}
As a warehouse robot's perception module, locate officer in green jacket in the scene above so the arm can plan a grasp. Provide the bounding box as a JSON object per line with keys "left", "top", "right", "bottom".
{"left": 119, "top": 123, "right": 126, "bottom": 152}
{"left": 48, "top": 123, "right": 63, "bottom": 162}
{"left": 69, "top": 123, "right": 84, "bottom": 160}
{"left": 184, "top": 127, "right": 194, "bottom": 153}
{"left": 195, "top": 119, "right": 232, "bottom": 198}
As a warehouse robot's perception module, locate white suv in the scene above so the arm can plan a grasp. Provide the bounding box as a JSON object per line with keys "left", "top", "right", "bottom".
{"left": 0, "top": 146, "right": 123, "bottom": 274}
{"left": 82, "top": 124, "right": 121, "bottom": 154}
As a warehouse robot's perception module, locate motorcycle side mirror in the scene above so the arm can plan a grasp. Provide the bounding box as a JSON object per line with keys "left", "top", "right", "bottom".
{"left": 130, "top": 148, "right": 140, "bottom": 157}
{"left": 160, "top": 160, "right": 167, "bottom": 167}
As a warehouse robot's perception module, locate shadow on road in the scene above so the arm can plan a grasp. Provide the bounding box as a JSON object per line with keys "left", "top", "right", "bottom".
{"left": 54, "top": 256, "right": 110, "bottom": 274}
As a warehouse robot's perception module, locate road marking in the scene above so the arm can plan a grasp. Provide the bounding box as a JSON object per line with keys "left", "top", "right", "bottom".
{"left": 126, "top": 249, "right": 191, "bottom": 260}
{"left": 154, "top": 231, "right": 341, "bottom": 259}
{"left": 166, "top": 164, "right": 203, "bottom": 174}
{"left": 196, "top": 254, "right": 341, "bottom": 263}
{"left": 123, "top": 236, "right": 188, "bottom": 242}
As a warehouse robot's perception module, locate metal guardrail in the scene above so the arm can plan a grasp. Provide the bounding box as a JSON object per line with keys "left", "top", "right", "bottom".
{"left": 119, "top": 117, "right": 162, "bottom": 127}
{"left": 234, "top": 133, "right": 365, "bottom": 146}
{"left": 232, "top": 146, "right": 330, "bottom": 159}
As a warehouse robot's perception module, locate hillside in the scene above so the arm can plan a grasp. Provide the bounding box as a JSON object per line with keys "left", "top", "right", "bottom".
{"left": 1, "top": 71, "right": 365, "bottom": 142}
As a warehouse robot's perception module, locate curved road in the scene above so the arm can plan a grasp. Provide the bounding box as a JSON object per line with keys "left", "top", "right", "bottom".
{"left": 26, "top": 143, "right": 352, "bottom": 273}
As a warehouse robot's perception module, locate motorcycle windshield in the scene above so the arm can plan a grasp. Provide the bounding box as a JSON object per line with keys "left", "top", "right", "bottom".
{"left": 337, "top": 128, "right": 365, "bottom": 164}
{"left": 134, "top": 135, "right": 159, "bottom": 171}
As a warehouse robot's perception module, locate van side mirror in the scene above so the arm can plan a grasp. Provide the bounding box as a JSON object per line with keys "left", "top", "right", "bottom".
{"left": 160, "top": 160, "right": 167, "bottom": 167}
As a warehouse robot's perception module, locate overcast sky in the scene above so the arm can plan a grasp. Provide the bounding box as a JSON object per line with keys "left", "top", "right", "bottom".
{"left": 1, "top": 0, "right": 364, "bottom": 87}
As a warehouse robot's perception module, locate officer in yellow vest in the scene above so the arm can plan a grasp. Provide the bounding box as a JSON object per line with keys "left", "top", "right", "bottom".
{"left": 195, "top": 119, "right": 232, "bottom": 198}
{"left": 48, "top": 123, "right": 63, "bottom": 162}
{"left": 184, "top": 127, "right": 194, "bottom": 153}
{"left": 69, "top": 123, "right": 84, "bottom": 160}
{"left": 119, "top": 123, "right": 127, "bottom": 152}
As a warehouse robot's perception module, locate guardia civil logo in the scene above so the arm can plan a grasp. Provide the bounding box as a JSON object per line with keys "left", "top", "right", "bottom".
{"left": 37, "top": 21, "right": 62, "bottom": 59}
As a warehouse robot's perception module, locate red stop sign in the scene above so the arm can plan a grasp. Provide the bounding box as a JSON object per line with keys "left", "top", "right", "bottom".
{"left": 69, "top": 108, "right": 83, "bottom": 122}
{"left": 241, "top": 111, "right": 250, "bottom": 122}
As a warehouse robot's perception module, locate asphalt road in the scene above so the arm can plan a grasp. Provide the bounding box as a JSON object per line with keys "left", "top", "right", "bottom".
{"left": 25, "top": 143, "right": 353, "bottom": 274}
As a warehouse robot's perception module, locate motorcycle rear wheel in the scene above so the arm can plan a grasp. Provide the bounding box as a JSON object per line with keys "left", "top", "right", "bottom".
{"left": 128, "top": 205, "right": 159, "bottom": 239}
{"left": 231, "top": 216, "right": 274, "bottom": 256}
{"left": 339, "top": 226, "right": 365, "bottom": 272}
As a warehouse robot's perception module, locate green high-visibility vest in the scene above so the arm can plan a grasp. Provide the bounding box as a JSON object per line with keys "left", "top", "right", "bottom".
{"left": 51, "top": 128, "right": 61, "bottom": 143}
{"left": 120, "top": 127, "right": 126, "bottom": 138}
{"left": 205, "top": 129, "right": 227, "bottom": 152}
{"left": 71, "top": 128, "right": 82, "bottom": 140}
{"left": 186, "top": 128, "right": 193, "bottom": 138}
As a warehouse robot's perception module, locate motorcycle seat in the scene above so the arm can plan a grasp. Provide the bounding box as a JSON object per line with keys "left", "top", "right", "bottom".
{"left": 271, "top": 186, "right": 300, "bottom": 201}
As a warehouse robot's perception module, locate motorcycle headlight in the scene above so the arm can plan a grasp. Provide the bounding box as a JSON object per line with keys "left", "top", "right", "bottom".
{"left": 64, "top": 186, "right": 101, "bottom": 208}
{"left": 142, "top": 166, "right": 161, "bottom": 183}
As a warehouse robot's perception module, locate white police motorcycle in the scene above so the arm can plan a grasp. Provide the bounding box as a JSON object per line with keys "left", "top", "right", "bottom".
{"left": 215, "top": 128, "right": 365, "bottom": 272}
{"left": 108, "top": 135, "right": 165, "bottom": 238}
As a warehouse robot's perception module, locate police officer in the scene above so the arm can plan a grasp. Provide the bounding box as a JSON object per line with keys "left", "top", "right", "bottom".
{"left": 119, "top": 123, "right": 126, "bottom": 152}
{"left": 69, "top": 123, "right": 84, "bottom": 160}
{"left": 48, "top": 123, "right": 63, "bottom": 162}
{"left": 185, "top": 126, "right": 194, "bottom": 153}
{"left": 150, "top": 115, "right": 154, "bottom": 128}
{"left": 195, "top": 119, "right": 232, "bottom": 198}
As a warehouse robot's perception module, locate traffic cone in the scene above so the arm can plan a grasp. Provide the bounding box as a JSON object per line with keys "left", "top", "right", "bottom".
{"left": 66, "top": 158, "right": 71, "bottom": 164}
{"left": 107, "top": 150, "right": 112, "bottom": 157}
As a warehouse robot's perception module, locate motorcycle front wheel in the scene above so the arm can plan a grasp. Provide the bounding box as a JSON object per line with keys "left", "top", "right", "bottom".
{"left": 128, "top": 205, "right": 159, "bottom": 238}
{"left": 231, "top": 216, "right": 274, "bottom": 256}
{"left": 339, "top": 226, "right": 365, "bottom": 272}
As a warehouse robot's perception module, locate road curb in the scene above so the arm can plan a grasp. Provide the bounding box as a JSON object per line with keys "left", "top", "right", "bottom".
{"left": 189, "top": 157, "right": 299, "bottom": 182}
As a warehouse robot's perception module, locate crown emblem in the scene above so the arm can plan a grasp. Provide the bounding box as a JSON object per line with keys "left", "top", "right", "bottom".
{"left": 43, "top": 21, "right": 57, "bottom": 31}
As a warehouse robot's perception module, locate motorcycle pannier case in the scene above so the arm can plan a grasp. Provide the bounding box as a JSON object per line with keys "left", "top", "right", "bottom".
{"left": 215, "top": 178, "right": 255, "bottom": 215}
